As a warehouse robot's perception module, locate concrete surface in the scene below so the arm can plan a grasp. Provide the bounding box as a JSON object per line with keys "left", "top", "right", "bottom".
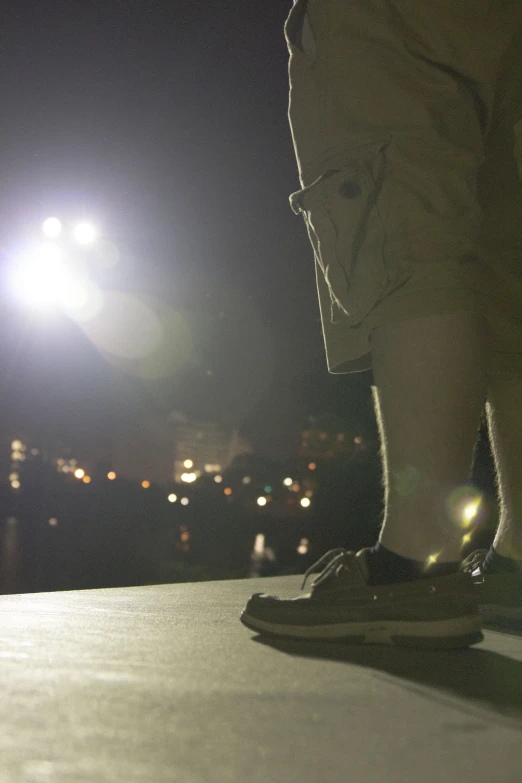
{"left": 1, "top": 575, "right": 521, "bottom": 783}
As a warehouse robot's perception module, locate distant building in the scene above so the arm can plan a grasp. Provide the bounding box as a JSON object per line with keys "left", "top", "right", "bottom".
{"left": 169, "top": 411, "right": 252, "bottom": 483}
{"left": 110, "top": 411, "right": 252, "bottom": 486}
{"left": 0, "top": 433, "right": 109, "bottom": 490}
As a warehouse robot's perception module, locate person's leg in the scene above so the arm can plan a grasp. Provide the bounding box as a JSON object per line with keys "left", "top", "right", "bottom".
{"left": 484, "top": 374, "right": 522, "bottom": 566}
{"left": 368, "top": 309, "right": 490, "bottom": 582}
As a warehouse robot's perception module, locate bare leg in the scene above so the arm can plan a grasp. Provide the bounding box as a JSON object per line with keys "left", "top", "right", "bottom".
{"left": 371, "top": 310, "right": 490, "bottom": 564}
{"left": 486, "top": 374, "right": 522, "bottom": 562}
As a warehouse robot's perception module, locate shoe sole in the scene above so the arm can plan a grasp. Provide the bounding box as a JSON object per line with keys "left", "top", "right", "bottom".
{"left": 240, "top": 611, "right": 483, "bottom": 650}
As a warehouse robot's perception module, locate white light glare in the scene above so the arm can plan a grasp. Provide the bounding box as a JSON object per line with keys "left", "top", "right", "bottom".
{"left": 73, "top": 222, "right": 97, "bottom": 245}
{"left": 11, "top": 244, "right": 86, "bottom": 310}
{"left": 42, "top": 217, "right": 62, "bottom": 238}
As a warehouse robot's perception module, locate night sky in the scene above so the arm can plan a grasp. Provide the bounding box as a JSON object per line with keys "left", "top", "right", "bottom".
{"left": 0, "top": 0, "right": 375, "bottom": 460}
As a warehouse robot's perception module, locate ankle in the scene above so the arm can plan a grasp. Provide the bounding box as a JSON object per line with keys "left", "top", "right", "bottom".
{"left": 482, "top": 546, "right": 520, "bottom": 574}
{"left": 366, "top": 543, "right": 459, "bottom": 586}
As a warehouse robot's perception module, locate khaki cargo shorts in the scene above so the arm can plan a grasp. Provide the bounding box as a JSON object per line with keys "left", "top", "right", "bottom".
{"left": 285, "top": 0, "right": 522, "bottom": 374}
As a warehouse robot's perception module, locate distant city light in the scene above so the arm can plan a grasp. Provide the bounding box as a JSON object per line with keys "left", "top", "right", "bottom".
{"left": 283, "top": 477, "right": 293, "bottom": 486}
{"left": 180, "top": 497, "right": 189, "bottom": 505}
{"left": 49, "top": 518, "right": 58, "bottom": 526}
{"left": 11, "top": 440, "right": 23, "bottom": 450}
{"left": 297, "top": 537, "right": 309, "bottom": 555}
{"left": 82, "top": 476, "right": 91, "bottom": 484}
{"left": 73, "top": 222, "right": 97, "bottom": 245}
{"left": 308, "top": 462, "right": 316, "bottom": 470}
{"left": 292, "top": 483, "right": 300, "bottom": 492}
{"left": 214, "top": 475, "right": 223, "bottom": 483}
{"left": 74, "top": 468, "right": 85, "bottom": 479}
{"left": 180, "top": 531, "right": 190, "bottom": 543}
{"left": 42, "top": 217, "right": 62, "bottom": 238}
{"left": 142, "top": 480, "right": 150, "bottom": 488}
{"left": 242, "top": 476, "right": 251, "bottom": 484}
{"left": 184, "top": 459, "right": 194, "bottom": 469}
{"left": 168, "top": 494, "right": 177, "bottom": 503}
{"left": 257, "top": 496, "right": 267, "bottom": 506}
{"left": 300, "top": 497, "right": 311, "bottom": 508}
{"left": 354, "top": 436, "right": 362, "bottom": 444}
{"left": 181, "top": 472, "right": 197, "bottom": 483}
{"left": 9, "top": 473, "right": 19, "bottom": 482}
{"left": 224, "top": 487, "right": 232, "bottom": 496}
{"left": 305, "top": 490, "right": 313, "bottom": 498}
{"left": 12, "top": 451, "right": 25, "bottom": 461}
{"left": 10, "top": 480, "right": 21, "bottom": 489}
{"left": 204, "top": 463, "right": 222, "bottom": 473}
{"left": 264, "top": 485, "right": 272, "bottom": 494}
{"left": 107, "top": 472, "right": 116, "bottom": 480}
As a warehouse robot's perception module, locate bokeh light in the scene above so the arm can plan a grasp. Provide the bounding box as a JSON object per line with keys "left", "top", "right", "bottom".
{"left": 168, "top": 494, "right": 177, "bottom": 503}
{"left": 257, "top": 496, "right": 267, "bottom": 506}
{"left": 142, "top": 480, "right": 151, "bottom": 488}
{"left": 74, "top": 468, "right": 85, "bottom": 479}
{"left": 300, "top": 497, "right": 311, "bottom": 508}
{"left": 107, "top": 472, "right": 116, "bottom": 480}
{"left": 184, "top": 459, "right": 193, "bottom": 469}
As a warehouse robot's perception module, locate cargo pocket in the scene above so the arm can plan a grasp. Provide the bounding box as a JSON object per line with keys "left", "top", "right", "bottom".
{"left": 290, "top": 142, "right": 394, "bottom": 326}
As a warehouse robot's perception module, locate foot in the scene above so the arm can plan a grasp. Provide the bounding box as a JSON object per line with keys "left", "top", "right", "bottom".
{"left": 241, "top": 548, "right": 483, "bottom": 650}
{"left": 461, "top": 549, "right": 522, "bottom": 630}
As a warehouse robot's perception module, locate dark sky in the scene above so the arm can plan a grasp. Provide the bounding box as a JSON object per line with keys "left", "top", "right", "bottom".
{"left": 0, "top": 0, "right": 375, "bottom": 459}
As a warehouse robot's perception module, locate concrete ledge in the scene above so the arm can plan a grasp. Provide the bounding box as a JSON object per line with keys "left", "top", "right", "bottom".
{"left": 1, "top": 576, "right": 522, "bottom": 782}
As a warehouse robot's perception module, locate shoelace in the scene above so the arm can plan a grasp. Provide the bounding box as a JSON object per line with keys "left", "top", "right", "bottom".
{"left": 301, "top": 548, "right": 356, "bottom": 591}
{"left": 461, "top": 549, "right": 488, "bottom": 575}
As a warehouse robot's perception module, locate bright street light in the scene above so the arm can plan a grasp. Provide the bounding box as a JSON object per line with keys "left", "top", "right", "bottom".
{"left": 42, "top": 217, "right": 62, "bottom": 238}
{"left": 10, "top": 243, "right": 90, "bottom": 311}
{"left": 73, "top": 222, "right": 97, "bottom": 245}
